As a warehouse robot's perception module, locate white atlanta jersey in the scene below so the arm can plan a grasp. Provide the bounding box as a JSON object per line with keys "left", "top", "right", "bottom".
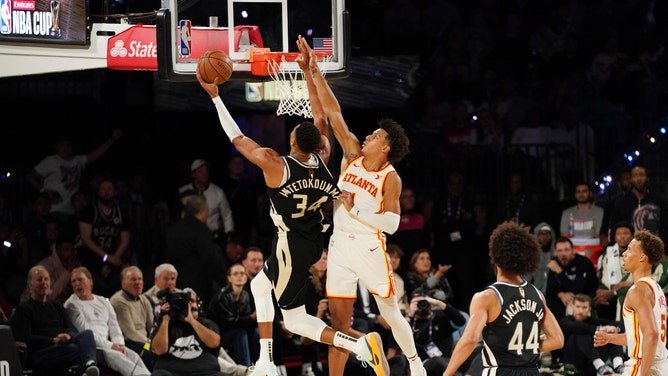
{"left": 333, "top": 156, "right": 396, "bottom": 235}
{"left": 622, "top": 276, "right": 668, "bottom": 375}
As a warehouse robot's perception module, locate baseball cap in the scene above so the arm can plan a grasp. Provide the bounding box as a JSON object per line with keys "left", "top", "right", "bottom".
{"left": 191, "top": 159, "right": 209, "bottom": 172}
{"left": 539, "top": 225, "right": 551, "bottom": 232}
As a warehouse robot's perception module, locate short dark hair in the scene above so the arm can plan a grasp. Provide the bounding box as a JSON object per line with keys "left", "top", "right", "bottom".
{"left": 379, "top": 118, "right": 409, "bottom": 163}
{"left": 612, "top": 221, "right": 634, "bottom": 236}
{"left": 634, "top": 229, "right": 665, "bottom": 266}
{"left": 295, "top": 122, "right": 321, "bottom": 153}
{"left": 488, "top": 220, "right": 541, "bottom": 276}
{"left": 555, "top": 236, "right": 574, "bottom": 248}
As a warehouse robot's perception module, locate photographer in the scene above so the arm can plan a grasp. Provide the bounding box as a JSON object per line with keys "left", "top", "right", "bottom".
{"left": 406, "top": 295, "right": 467, "bottom": 375}
{"left": 151, "top": 287, "right": 224, "bottom": 376}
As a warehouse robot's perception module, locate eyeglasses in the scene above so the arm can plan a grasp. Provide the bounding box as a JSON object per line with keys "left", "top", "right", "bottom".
{"left": 230, "top": 271, "right": 246, "bottom": 276}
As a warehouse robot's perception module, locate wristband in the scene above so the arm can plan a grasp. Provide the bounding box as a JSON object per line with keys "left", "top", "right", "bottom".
{"left": 212, "top": 96, "right": 244, "bottom": 141}
{"left": 102, "top": 254, "right": 109, "bottom": 263}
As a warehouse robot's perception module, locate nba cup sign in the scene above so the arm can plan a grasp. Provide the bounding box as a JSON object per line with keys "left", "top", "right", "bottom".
{"left": 0, "top": 0, "right": 88, "bottom": 44}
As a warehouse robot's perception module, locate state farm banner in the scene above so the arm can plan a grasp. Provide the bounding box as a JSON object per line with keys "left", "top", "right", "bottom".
{"left": 107, "top": 24, "right": 253, "bottom": 71}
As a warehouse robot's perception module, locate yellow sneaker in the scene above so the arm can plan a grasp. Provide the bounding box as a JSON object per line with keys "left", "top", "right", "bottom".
{"left": 356, "top": 332, "right": 390, "bottom": 376}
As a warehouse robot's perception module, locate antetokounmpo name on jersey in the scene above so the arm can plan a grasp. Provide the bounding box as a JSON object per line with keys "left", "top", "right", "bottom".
{"left": 279, "top": 178, "right": 341, "bottom": 198}
{"left": 502, "top": 298, "right": 544, "bottom": 324}
{"left": 341, "top": 173, "right": 379, "bottom": 197}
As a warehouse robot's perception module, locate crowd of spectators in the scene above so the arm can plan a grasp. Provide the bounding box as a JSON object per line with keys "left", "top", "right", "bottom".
{"left": 2, "top": 1, "right": 668, "bottom": 375}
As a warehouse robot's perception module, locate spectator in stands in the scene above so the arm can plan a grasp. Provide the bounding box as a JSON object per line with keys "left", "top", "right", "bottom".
{"left": 221, "top": 154, "right": 259, "bottom": 247}
{"left": 77, "top": 177, "right": 132, "bottom": 297}
{"left": 207, "top": 263, "right": 257, "bottom": 367}
{"left": 387, "top": 186, "right": 429, "bottom": 266}
{"left": 595, "top": 222, "right": 634, "bottom": 321}
{"left": 405, "top": 294, "right": 467, "bottom": 375}
{"left": 428, "top": 170, "right": 476, "bottom": 309}
{"left": 559, "top": 294, "right": 625, "bottom": 376}
{"left": 32, "top": 233, "right": 80, "bottom": 304}
{"left": 64, "top": 266, "right": 151, "bottom": 376}
{"left": 608, "top": 165, "right": 668, "bottom": 243}
{"left": 110, "top": 265, "right": 155, "bottom": 370}
{"left": 178, "top": 159, "right": 235, "bottom": 248}
{"left": 546, "top": 236, "right": 598, "bottom": 322}
{"left": 151, "top": 287, "right": 223, "bottom": 376}
{"left": 163, "top": 194, "right": 227, "bottom": 306}
{"left": 21, "top": 193, "right": 56, "bottom": 266}
{"left": 559, "top": 182, "right": 606, "bottom": 246}
{"left": 144, "top": 263, "right": 179, "bottom": 313}
{"left": 531, "top": 222, "right": 556, "bottom": 292}
{"left": 405, "top": 249, "right": 454, "bottom": 304}
{"left": 10, "top": 265, "right": 100, "bottom": 376}
{"left": 493, "top": 171, "right": 540, "bottom": 229}
{"left": 24, "top": 130, "right": 122, "bottom": 226}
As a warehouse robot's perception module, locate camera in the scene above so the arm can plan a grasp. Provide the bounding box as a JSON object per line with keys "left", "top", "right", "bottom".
{"left": 416, "top": 299, "right": 432, "bottom": 318}
{"left": 157, "top": 289, "right": 191, "bottom": 318}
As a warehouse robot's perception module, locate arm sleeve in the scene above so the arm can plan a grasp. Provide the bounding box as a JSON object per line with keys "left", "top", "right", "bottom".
{"left": 212, "top": 97, "right": 244, "bottom": 141}
{"left": 351, "top": 205, "right": 400, "bottom": 234}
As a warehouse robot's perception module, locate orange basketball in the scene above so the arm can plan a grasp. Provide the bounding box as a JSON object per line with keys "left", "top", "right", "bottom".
{"left": 198, "top": 50, "right": 233, "bottom": 84}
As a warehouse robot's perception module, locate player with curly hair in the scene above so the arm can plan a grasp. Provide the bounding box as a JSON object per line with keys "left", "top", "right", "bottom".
{"left": 442, "top": 221, "right": 564, "bottom": 376}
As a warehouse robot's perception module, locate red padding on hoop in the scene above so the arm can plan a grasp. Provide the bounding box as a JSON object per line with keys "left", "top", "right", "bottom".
{"left": 249, "top": 49, "right": 332, "bottom": 76}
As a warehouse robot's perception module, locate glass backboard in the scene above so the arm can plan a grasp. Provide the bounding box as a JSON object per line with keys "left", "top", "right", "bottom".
{"left": 156, "top": 0, "right": 349, "bottom": 82}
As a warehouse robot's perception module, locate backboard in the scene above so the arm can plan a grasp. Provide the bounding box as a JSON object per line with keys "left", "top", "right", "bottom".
{"left": 156, "top": 0, "right": 349, "bottom": 82}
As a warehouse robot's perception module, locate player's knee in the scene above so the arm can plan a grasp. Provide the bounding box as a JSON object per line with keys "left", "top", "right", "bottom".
{"left": 250, "top": 271, "right": 272, "bottom": 295}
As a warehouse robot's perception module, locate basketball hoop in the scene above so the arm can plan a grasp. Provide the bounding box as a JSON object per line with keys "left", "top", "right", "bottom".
{"left": 263, "top": 52, "right": 332, "bottom": 118}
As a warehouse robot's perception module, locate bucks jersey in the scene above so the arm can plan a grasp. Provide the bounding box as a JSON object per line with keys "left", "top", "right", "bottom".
{"left": 480, "top": 280, "right": 545, "bottom": 372}
{"left": 267, "top": 153, "right": 340, "bottom": 234}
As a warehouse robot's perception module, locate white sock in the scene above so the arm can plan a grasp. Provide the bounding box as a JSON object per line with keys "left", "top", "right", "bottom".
{"left": 257, "top": 338, "right": 274, "bottom": 365}
{"left": 613, "top": 356, "right": 624, "bottom": 368}
{"left": 408, "top": 354, "right": 424, "bottom": 369}
{"left": 278, "top": 364, "right": 287, "bottom": 376}
{"left": 333, "top": 331, "right": 359, "bottom": 353}
{"left": 593, "top": 358, "right": 605, "bottom": 370}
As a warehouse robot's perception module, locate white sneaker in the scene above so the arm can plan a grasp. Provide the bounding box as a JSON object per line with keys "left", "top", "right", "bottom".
{"left": 247, "top": 363, "right": 278, "bottom": 376}
{"left": 356, "top": 332, "right": 390, "bottom": 376}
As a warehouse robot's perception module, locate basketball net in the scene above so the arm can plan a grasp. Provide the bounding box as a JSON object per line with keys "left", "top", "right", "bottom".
{"left": 267, "top": 55, "right": 332, "bottom": 118}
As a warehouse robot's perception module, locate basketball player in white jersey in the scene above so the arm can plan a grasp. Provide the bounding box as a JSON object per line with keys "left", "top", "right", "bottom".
{"left": 299, "top": 36, "right": 428, "bottom": 376}
{"left": 594, "top": 229, "right": 668, "bottom": 376}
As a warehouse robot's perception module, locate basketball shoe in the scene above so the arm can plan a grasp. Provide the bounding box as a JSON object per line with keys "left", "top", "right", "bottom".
{"left": 356, "top": 332, "right": 390, "bottom": 376}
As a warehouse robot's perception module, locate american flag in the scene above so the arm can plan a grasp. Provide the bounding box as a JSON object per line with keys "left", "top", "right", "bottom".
{"left": 313, "top": 37, "right": 333, "bottom": 55}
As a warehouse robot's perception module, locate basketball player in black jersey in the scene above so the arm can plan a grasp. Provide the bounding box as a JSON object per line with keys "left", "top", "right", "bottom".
{"left": 196, "top": 47, "right": 392, "bottom": 376}
{"left": 442, "top": 221, "right": 564, "bottom": 376}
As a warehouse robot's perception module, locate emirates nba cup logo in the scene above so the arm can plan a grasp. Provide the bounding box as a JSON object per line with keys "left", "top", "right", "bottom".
{"left": 0, "top": 0, "right": 11, "bottom": 35}
{"left": 50, "top": 0, "right": 61, "bottom": 37}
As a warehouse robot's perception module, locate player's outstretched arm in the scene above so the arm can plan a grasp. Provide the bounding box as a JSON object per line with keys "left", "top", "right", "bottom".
{"left": 196, "top": 67, "right": 283, "bottom": 185}
{"left": 297, "top": 36, "right": 361, "bottom": 165}
{"left": 296, "top": 35, "right": 331, "bottom": 164}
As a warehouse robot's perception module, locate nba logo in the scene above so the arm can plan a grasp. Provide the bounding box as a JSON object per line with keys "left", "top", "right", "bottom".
{"left": 179, "top": 19, "right": 192, "bottom": 57}
{"left": 0, "top": 0, "right": 11, "bottom": 35}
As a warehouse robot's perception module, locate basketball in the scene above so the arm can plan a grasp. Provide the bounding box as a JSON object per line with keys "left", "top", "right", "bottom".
{"left": 198, "top": 49, "right": 233, "bottom": 84}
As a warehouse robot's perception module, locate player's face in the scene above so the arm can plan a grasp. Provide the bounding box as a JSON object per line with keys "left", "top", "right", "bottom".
{"left": 622, "top": 238, "right": 643, "bottom": 272}
{"left": 361, "top": 129, "right": 388, "bottom": 155}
